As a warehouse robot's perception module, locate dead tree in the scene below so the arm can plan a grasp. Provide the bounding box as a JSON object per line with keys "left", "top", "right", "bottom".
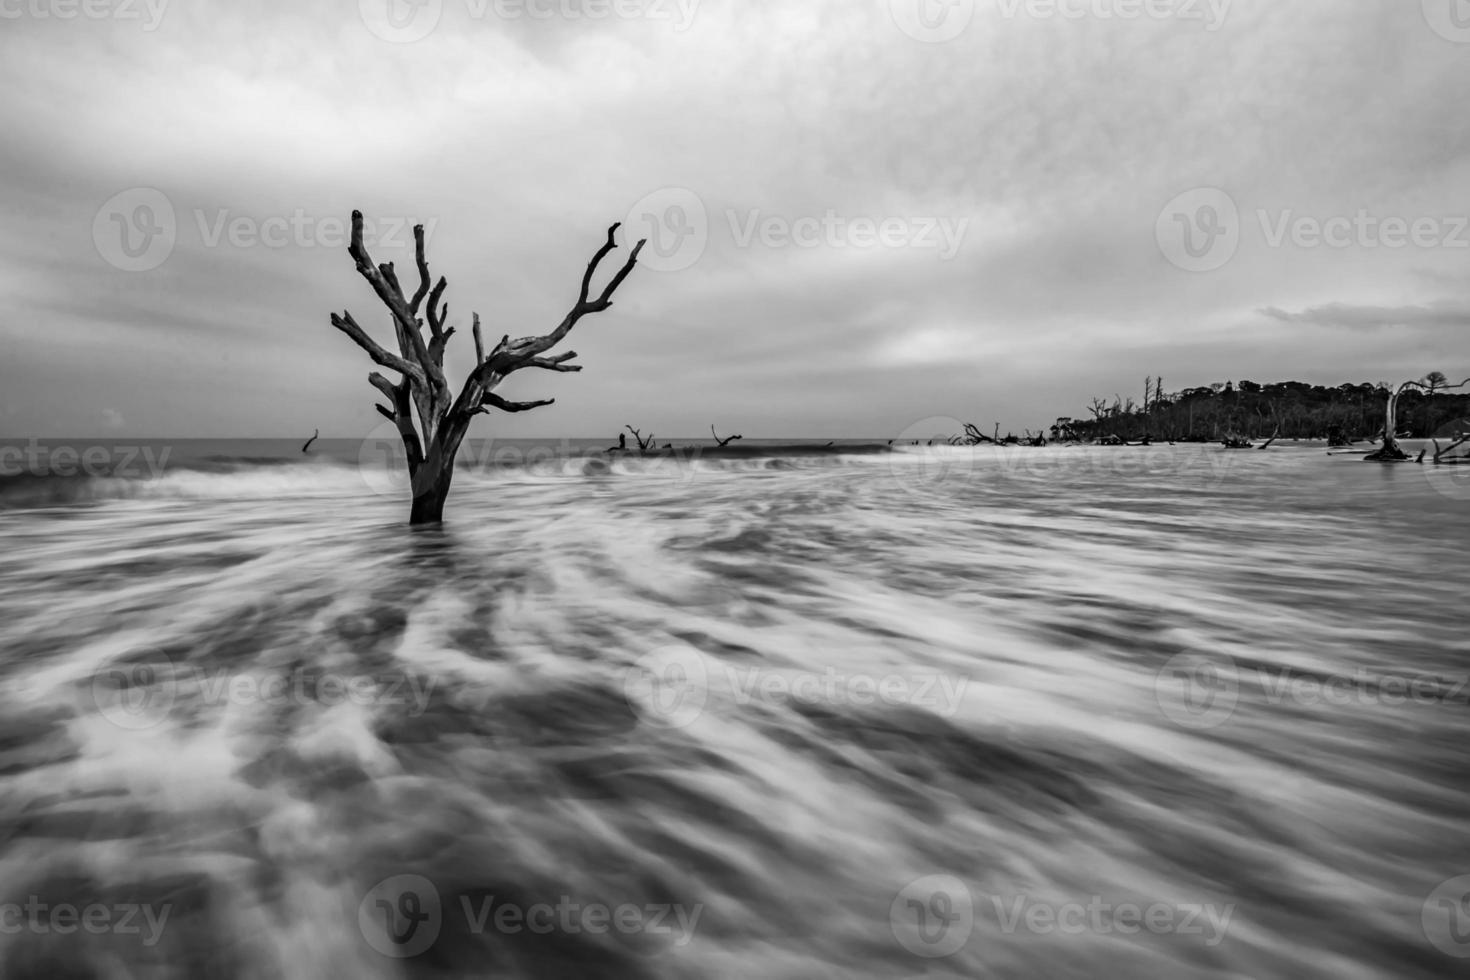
{"left": 332, "top": 211, "right": 645, "bottom": 523}
{"left": 625, "top": 426, "right": 657, "bottom": 455}
{"left": 1257, "top": 428, "right": 1280, "bottom": 451}
{"left": 711, "top": 425, "right": 743, "bottom": 448}
{"left": 950, "top": 422, "right": 1000, "bottom": 446}
{"left": 301, "top": 428, "right": 319, "bottom": 454}
{"left": 1366, "top": 376, "right": 1470, "bottom": 462}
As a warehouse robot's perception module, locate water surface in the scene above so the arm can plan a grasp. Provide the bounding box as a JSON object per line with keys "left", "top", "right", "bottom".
{"left": 0, "top": 442, "right": 1466, "bottom": 978}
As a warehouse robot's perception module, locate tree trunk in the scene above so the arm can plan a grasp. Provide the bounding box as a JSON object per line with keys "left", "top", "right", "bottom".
{"left": 1366, "top": 383, "right": 1411, "bottom": 461}
{"left": 410, "top": 466, "right": 453, "bottom": 524}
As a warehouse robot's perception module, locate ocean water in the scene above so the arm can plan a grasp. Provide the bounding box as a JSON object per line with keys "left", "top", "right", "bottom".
{"left": 0, "top": 440, "right": 1467, "bottom": 979}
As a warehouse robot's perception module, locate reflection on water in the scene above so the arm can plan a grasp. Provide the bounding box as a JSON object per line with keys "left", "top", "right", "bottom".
{"left": 0, "top": 444, "right": 1466, "bottom": 978}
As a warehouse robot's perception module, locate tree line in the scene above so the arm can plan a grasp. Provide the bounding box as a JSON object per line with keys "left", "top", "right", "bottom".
{"left": 1053, "top": 374, "right": 1469, "bottom": 444}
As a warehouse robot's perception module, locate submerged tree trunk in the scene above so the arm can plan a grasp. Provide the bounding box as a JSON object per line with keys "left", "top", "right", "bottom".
{"left": 330, "top": 211, "right": 646, "bottom": 524}
{"left": 410, "top": 466, "right": 454, "bottom": 524}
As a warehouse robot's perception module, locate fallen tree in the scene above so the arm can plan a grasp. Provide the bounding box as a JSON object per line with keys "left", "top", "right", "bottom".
{"left": 951, "top": 422, "right": 1000, "bottom": 446}
{"left": 711, "top": 425, "right": 743, "bottom": 448}
{"left": 332, "top": 211, "right": 646, "bottom": 523}
{"left": 1432, "top": 418, "right": 1470, "bottom": 465}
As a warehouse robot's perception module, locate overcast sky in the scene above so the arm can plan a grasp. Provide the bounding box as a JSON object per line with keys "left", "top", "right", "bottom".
{"left": 3, "top": 0, "right": 1469, "bottom": 439}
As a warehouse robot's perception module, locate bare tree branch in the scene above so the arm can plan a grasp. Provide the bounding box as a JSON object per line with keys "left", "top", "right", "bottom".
{"left": 332, "top": 312, "right": 426, "bottom": 386}
{"left": 524, "top": 352, "right": 582, "bottom": 373}
{"left": 347, "top": 211, "right": 443, "bottom": 395}
{"left": 408, "top": 224, "right": 432, "bottom": 315}
{"left": 480, "top": 394, "right": 556, "bottom": 414}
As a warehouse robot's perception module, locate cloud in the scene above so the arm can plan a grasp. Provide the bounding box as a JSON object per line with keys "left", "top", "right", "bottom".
{"left": 1259, "top": 303, "right": 1470, "bottom": 330}
{"left": 2, "top": 0, "right": 1468, "bottom": 436}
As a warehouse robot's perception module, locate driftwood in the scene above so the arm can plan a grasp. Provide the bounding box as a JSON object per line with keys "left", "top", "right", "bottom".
{"left": 951, "top": 422, "right": 1001, "bottom": 446}
{"left": 711, "top": 425, "right": 743, "bottom": 448}
{"left": 625, "top": 426, "right": 658, "bottom": 455}
{"left": 1432, "top": 419, "right": 1470, "bottom": 464}
{"left": 301, "top": 428, "right": 319, "bottom": 454}
{"left": 332, "top": 211, "right": 645, "bottom": 522}
{"left": 1257, "top": 428, "right": 1280, "bottom": 451}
